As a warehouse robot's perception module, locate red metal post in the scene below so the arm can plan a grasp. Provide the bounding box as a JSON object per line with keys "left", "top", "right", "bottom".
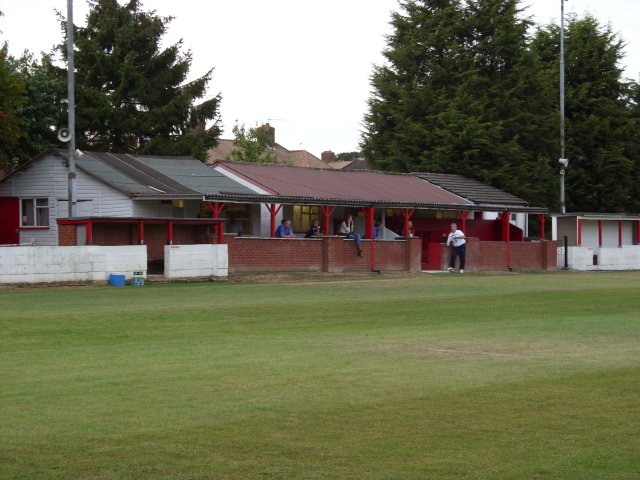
{"left": 85, "top": 220, "right": 93, "bottom": 245}
{"left": 138, "top": 220, "right": 145, "bottom": 244}
{"left": 401, "top": 208, "right": 415, "bottom": 236}
{"left": 503, "top": 211, "right": 511, "bottom": 269}
{"left": 167, "top": 220, "right": 173, "bottom": 245}
{"left": 618, "top": 220, "right": 623, "bottom": 247}
{"left": 457, "top": 210, "right": 469, "bottom": 233}
{"left": 636, "top": 220, "right": 640, "bottom": 245}
{"left": 207, "top": 202, "right": 226, "bottom": 244}
{"left": 265, "top": 203, "right": 282, "bottom": 238}
{"left": 363, "top": 207, "right": 376, "bottom": 270}
{"left": 320, "top": 205, "right": 335, "bottom": 235}
{"left": 577, "top": 217, "right": 582, "bottom": 246}
{"left": 538, "top": 213, "right": 545, "bottom": 239}
{"left": 361, "top": 207, "right": 375, "bottom": 239}
{"left": 598, "top": 220, "right": 603, "bottom": 247}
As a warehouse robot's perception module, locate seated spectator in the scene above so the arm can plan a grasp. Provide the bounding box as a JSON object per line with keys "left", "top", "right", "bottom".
{"left": 374, "top": 221, "right": 382, "bottom": 240}
{"left": 275, "top": 219, "right": 295, "bottom": 238}
{"left": 339, "top": 214, "right": 363, "bottom": 256}
{"left": 305, "top": 219, "right": 321, "bottom": 238}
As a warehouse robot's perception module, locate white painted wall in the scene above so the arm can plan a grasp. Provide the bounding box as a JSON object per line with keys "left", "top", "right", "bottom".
{"left": 0, "top": 245, "right": 147, "bottom": 284}
{"left": 567, "top": 245, "right": 640, "bottom": 271}
{"left": 164, "top": 244, "right": 228, "bottom": 278}
{"left": 0, "top": 152, "right": 134, "bottom": 246}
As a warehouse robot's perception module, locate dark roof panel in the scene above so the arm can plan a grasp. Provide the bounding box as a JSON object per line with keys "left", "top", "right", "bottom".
{"left": 415, "top": 173, "right": 529, "bottom": 206}
{"left": 77, "top": 151, "right": 253, "bottom": 197}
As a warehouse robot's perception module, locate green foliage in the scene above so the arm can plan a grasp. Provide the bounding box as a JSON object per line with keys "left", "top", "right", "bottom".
{"left": 1, "top": 273, "right": 639, "bottom": 478}
{"left": 363, "top": 1, "right": 640, "bottom": 212}
{"left": 335, "top": 151, "right": 361, "bottom": 161}
{"left": 533, "top": 16, "right": 639, "bottom": 212}
{"left": 0, "top": 43, "right": 27, "bottom": 171}
{"left": 5, "top": 52, "right": 66, "bottom": 166}
{"left": 226, "top": 122, "right": 279, "bottom": 163}
{"left": 59, "top": 0, "right": 221, "bottom": 161}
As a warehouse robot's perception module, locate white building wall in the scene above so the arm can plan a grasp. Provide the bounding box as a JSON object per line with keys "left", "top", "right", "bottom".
{"left": 0, "top": 245, "right": 146, "bottom": 283}
{"left": 0, "top": 152, "right": 134, "bottom": 245}
{"left": 164, "top": 244, "right": 228, "bottom": 278}
{"left": 568, "top": 245, "right": 640, "bottom": 271}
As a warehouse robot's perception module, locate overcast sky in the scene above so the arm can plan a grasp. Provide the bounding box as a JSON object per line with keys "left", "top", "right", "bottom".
{"left": 1, "top": 0, "right": 639, "bottom": 158}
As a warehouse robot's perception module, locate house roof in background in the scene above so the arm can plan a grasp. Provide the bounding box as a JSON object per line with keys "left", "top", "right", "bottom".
{"left": 415, "top": 173, "right": 530, "bottom": 207}
{"left": 207, "top": 139, "right": 333, "bottom": 169}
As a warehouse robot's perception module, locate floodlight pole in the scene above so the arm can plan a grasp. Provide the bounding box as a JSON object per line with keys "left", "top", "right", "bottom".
{"left": 559, "top": 0, "right": 566, "bottom": 214}
{"left": 67, "top": 0, "right": 77, "bottom": 218}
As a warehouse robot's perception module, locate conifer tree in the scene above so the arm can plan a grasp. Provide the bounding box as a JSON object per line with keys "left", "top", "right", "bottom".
{"left": 59, "top": 0, "right": 221, "bottom": 161}
{"left": 362, "top": 0, "right": 556, "bottom": 206}
{"left": 533, "top": 16, "right": 639, "bottom": 212}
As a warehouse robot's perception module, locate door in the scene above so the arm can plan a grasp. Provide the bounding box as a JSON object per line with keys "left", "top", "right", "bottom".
{"left": 0, "top": 197, "right": 20, "bottom": 244}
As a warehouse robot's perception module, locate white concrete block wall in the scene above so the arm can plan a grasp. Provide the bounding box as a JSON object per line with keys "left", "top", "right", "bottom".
{"left": 0, "top": 245, "right": 147, "bottom": 284}
{"left": 568, "top": 246, "right": 640, "bottom": 271}
{"left": 164, "top": 244, "right": 228, "bottom": 278}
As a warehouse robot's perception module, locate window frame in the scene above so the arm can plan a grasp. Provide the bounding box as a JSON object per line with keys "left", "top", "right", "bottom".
{"left": 20, "top": 197, "right": 50, "bottom": 228}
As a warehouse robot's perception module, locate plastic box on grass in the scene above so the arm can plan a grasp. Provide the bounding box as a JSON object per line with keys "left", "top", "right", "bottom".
{"left": 108, "top": 273, "right": 126, "bottom": 286}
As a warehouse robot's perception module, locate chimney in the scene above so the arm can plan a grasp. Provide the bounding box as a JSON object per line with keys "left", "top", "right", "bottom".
{"left": 321, "top": 150, "right": 336, "bottom": 163}
{"left": 190, "top": 119, "right": 206, "bottom": 135}
{"left": 261, "top": 123, "right": 276, "bottom": 147}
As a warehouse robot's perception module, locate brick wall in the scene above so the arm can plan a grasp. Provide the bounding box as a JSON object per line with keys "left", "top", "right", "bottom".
{"left": 58, "top": 224, "right": 76, "bottom": 246}
{"left": 436, "top": 237, "right": 557, "bottom": 271}
{"left": 227, "top": 236, "right": 421, "bottom": 274}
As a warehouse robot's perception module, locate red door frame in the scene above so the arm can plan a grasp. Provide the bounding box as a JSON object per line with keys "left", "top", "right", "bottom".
{"left": 0, "top": 197, "right": 20, "bottom": 244}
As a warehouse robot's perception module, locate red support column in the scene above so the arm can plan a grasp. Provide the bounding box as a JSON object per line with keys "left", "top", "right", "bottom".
{"left": 363, "top": 207, "right": 376, "bottom": 270}
{"left": 138, "top": 220, "right": 145, "bottom": 244}
{"left": 207, "top": 202, "right": 226, "bottom": 244}
{"left": 167, "top": 220, "right": 173, "bottom": 245}
{"left": 265, "top": 204, "right": 282, "bottom": 238}
{"left": 636, "top": 220, "right": 640, "bottom": 245}
{"left": 503, "top": 211, "right": 511, "bottom": 270}
{"left": 618, "top": 220, "right": 623, "bottom": 247}
{"left": 598, "top": 220, "right": 603, "bottom": 247}
{"left": 577, "top": 218, "right": 582, "bottom": 246}
{"left": 321, "top": 205, "right": 335, "bottom": 236}
{"left": 86, "top": 220, "right": 93, "bottom": 245}
{"left": 538, "top": 213, "right": 545, "bottom": 239}
{"left": 457, "top": 210, "right": 469, "bottom": 233}
{"left": 401, "top": 208, "right": 415, "bottom": 236}
{"left": 362, "top": 206, "right": 375, "bottom": 239}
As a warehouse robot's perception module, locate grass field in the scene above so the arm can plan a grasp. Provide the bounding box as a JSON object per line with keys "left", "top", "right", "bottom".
{"left": 1, "top": 271, "right": 639, "bottom": 479}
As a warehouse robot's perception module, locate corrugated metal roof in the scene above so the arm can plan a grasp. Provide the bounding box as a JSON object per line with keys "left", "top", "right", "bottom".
{"left": 415, "top": 173, "right": 529, "bottom": 206}
{"left": 76, "top": 151, "right": 253, "bottom": 197}
{"left": 214, "top": 162, "right": 472, "bottom": 206}
{"left": 134, "top": 155, "right": 253, "bottom": 195}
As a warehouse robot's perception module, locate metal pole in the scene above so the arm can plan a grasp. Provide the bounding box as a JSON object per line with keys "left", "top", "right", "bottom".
{"left": 559, "top": 0, "right": 566, "bottom": 214}
{"left": 67, "top": 0, "right": 77, "bottom": 218}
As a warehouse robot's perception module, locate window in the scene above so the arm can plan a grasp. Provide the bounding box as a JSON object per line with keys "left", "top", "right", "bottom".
{"left": 21, "top": 198, "right": 49, "bottom": 227}
{"left": 293, "top": 205, "right": 320, "bottom": 232}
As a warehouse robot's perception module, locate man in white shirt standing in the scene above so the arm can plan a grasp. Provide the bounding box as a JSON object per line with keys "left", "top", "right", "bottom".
{"left": 446, "top": 222, "right": 466, "bottom": 273}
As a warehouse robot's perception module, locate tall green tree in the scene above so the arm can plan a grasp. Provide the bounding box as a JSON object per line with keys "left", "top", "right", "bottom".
{"left": 6, "top": 52, "right": 66, "bottom": 165}
{"left": 532, "top": 15, "right": 639, "bottom": 212}
{"left": 0, "top": 43, "right": 27, "bottom": 172}
{"left": 361, "top": 0, "right": 556, "bottom": 207}
{"left": 226, "top": 123, "right": 279, "bottom": 163}
{"left": 59, "top": 0, "right": 221, "bottom": 161}
{"left": 362, "top": 0, "right": 467, "bottom": 173}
